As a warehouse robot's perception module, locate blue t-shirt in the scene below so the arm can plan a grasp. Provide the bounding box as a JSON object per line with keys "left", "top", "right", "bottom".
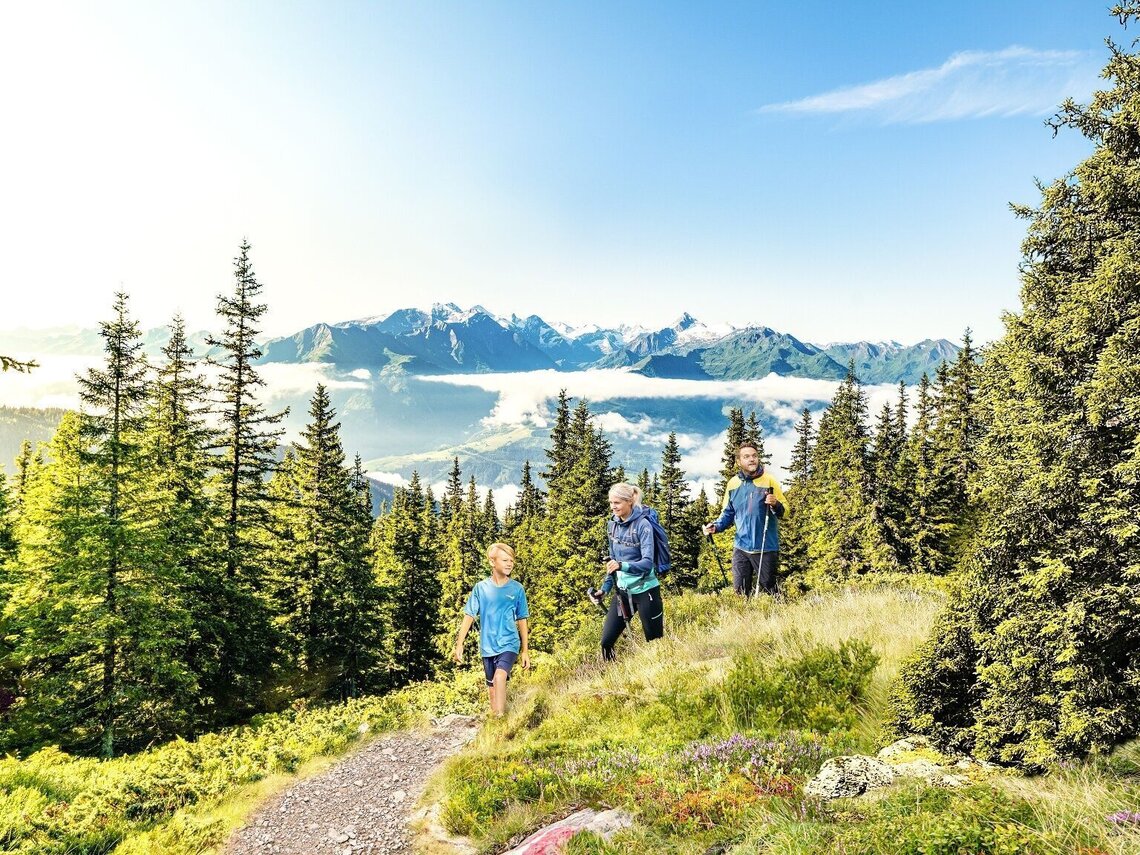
{"left": 464, "top": 578, "right": 529, "bottom": 657}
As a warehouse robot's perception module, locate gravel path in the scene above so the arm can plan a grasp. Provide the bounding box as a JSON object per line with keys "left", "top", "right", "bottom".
{"left": 225, "top": 714, "right": 479, "bottom": 855}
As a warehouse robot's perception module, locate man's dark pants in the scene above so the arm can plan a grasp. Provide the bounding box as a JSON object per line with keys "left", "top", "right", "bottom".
{"left": 732, "top": 549, "right": 779, "bottom": 596}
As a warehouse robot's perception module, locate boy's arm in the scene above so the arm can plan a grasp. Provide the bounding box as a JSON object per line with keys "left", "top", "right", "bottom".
{"left": 517, "top": 619, "right": 529, "bottom": 669}
{"left": 453, "top": 614, "right": 475, "bottom": 663}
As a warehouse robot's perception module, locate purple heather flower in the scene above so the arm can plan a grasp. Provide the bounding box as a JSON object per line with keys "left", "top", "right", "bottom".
{"left": 1107, "top": 810, "right": 1140, "bottom": 825}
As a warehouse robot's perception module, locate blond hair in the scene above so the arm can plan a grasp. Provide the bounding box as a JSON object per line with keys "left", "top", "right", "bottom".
{"left": 607, "top": 482, "right": 642, "bottom": 506}
{"left": 486, "top": 542, "right": 515, "bottom": 561}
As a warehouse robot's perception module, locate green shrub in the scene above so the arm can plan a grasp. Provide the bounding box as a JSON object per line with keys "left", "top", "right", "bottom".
{"left": 440, "top": 755, "right": 562, "bottom": 836}
{"left": 723, "top": 639, "right": 878, "bottom": 735}
{"left": 831, "top": 783, "right": 1040, "bottom": 854}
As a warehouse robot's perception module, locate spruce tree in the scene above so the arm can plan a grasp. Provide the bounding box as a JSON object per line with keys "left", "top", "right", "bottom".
{"left": 541, "top": 390, "right": 572, "bottom": 497}
{"left": 869, "top": 402, "right": 906, "bottom": 571}
{"left": 515, "top": 460, "right": 545, "bottom": 521}
{"left": 802, "top": 365, "right": 891, "bottom": 581}
{"left": 206, "top": 240, "right": 285, "bottom": 717}
{"left": 373, "top": 473, "right": 440, "bottom": 685}
{"left": 657, "top": 432, "right": 688, "bottom": 532}
{"left": 0, "top": 475, "right": 14, "bottom": 564}
{"left": 895, "top": 8, "right": 1140, "bottom": 765}
{"left": 436, "top": 472, "right": 487, "bottom": 656}
{"left": 11, "top": 440, "right": 35, "bottom": 510}
{"left": 904, "top": 374, "right": 956, "bottom": 574}
{"left": 6, "top": 297, "right": 195, "bottom": 756}
{"left": 143, "top": 315, "right": 225, "bottom": 731}
{"left": 269, "top": 386, "right": 385, "bottom": 697}
{"left": 716, "top": 407, "right": 746, "bottom": 502}
{"left": 779, "top": 408, "right": 815, "bottom": 577}
{"left": 526, "top": 398, "right": 613, "bottom": 650}
{"left": 744, "top": 409, "right": 768, "bottom": 462}
{"left": 442, "top": 457, "right": 463, "bottom": 525}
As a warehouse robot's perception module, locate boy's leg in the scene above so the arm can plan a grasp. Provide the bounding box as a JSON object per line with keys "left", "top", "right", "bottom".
{"left": 488, "top": 651, "right": 518, "bottom": 716}
{"left": 492, "top": 669, "right": 508, "bottom": 715}
{"left": 482, "top": 656, "right": 497, "bottom": 713}
{"left": 731, "top": 548, "right": 754, "bottom": 597}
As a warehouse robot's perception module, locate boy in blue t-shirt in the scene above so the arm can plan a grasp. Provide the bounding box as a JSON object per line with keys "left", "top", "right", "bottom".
{"left": 453, "top": 542, "right": 530, "bottom": 716}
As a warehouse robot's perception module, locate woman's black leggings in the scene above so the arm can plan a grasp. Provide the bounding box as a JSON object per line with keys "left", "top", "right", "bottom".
{"left": 601, "top": 586, "right": 664, "bottom": 660}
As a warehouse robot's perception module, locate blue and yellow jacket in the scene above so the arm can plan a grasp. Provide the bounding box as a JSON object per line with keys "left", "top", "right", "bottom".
{"left": 712, "top": 467, "right": 788, "bottom": 553}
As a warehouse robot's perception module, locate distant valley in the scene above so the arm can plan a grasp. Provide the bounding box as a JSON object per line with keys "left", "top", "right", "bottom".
{"left": 1, "top": 305, "right": 964, "bottom": 495}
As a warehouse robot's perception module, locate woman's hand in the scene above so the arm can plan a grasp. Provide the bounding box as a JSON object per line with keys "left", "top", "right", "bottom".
{"left": 606, "top": 559, "right": 620, "bottom": 573}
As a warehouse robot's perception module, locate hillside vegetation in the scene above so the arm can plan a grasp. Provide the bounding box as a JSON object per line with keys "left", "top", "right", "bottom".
{"left": 427, "top": 585, "right": 1140, "bottom": 855}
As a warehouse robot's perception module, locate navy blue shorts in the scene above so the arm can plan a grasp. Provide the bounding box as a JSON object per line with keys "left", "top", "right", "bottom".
{"left": 482, "top": 651, "right": 519, "bottom": 686}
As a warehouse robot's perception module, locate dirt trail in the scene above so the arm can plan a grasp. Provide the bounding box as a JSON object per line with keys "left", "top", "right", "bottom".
{"left": 224, "top": 714, "right": 478, "bottom": 855}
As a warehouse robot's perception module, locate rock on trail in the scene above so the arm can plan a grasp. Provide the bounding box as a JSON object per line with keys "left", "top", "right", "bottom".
{"left": 225, "top": 714, "right": 479, "bottom": 855}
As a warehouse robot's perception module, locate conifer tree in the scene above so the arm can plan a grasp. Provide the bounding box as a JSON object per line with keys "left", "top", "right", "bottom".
{"left": 206, "top": 240, "right": 286, "bottom": 716}
{"left": 373, "top": 472, "right": 440, "bottom": 685}
{"left": 514, "top": 460, "right": 545, "bottom": 522}
{"left": 904, "top": 374, "right": 956, "bottom": 574}
{"left": 436, "top": 472, "right": 487, "bottom": 656}
{"left": 896, "top": 9, "right": 1140, "bottom": 765}
{"left": 657, "top": 432, "right": 688, "bottom": 532}
{"left": 684, "top": 487, "right": 718, "bottom": 588}
{"left": 716, "top": 407, "right": 746, "bottom": 501}
{"left": 11, "top": 440, "right": 35, "bottom": 510}
{"left": 541, "top": 390, "right": 572, "bottom": 497}
{"left": 442, "top": 457, "right": 463, "bottom": 525}
{"left": 143, "top": 315, "right": 226, "bottom": 731}
{"left": 636, "top": 467, "right": 650, "bottom": 496}
{"left": 6, "top": 297, "right": 195, "bottom": 756}
{"left": 526, "top": 398, "right": 613, "bottom": 649}
{"left": 802, "top": 365, "right": 891, "bottom": 580}
{"left": 869, "top": 402, "right": 907, "bottom": 570}
{"left": 269, "top": 386, "right": 385, "bottom": 697}
{"left": 0, "top": 476, "right": 14, "bottom": 564}
{"left": 778, "top": 408, "right": 815, "bottom": 576}
{"left": 744, "top": 409, "right": 767, "bottom": 462}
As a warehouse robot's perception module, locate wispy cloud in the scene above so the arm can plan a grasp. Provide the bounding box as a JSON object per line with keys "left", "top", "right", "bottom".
{"left": 759, "top": 46, "right": 1101, "bottom": 123}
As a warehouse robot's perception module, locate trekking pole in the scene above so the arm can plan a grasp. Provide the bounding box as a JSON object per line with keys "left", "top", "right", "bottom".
{"left": 752, "top": 504, "right": 772, "bottom": 598}
{"left": 706, "top": 532, "right": 729, "bottom": 588}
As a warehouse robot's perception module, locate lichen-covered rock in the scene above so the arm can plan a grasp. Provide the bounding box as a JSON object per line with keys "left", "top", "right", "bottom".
{"left": 892, "top": 759, "right": 967, "bottom": 787}
{"left": 877, "top": 735, "right": 937, "bottom": 760}
{"left": 805, "top": 756, "right": 896, "bottom": 799}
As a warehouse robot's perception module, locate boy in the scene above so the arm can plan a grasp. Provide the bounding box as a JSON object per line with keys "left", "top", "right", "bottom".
{"left": 453, "top": 542, "right": 530, "bottom": 716}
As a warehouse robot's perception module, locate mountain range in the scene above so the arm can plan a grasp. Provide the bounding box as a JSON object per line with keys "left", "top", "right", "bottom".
{"left": 259, "top": 303, "right": 961, "bottom": 384}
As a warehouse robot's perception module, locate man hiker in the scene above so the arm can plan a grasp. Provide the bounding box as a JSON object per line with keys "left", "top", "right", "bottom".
{"left": 453, "top": 542, "right": 530, "bottom": 716}
{"left": 704, "top": 441, "right": 788, "bottom": 596}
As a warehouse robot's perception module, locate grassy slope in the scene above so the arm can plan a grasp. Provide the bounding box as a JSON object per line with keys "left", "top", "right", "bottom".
{"left": 424, "top": 585, "right": 1140, "bottom": 855}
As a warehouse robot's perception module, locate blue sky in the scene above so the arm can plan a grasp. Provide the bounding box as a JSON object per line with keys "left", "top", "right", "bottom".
{"left": 0, "top": 1, "right": 1113, "bottom": 345}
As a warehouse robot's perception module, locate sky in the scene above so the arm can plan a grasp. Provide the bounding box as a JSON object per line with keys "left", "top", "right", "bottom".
{"left": 0, "top": 1, "right": 1117, "bottom": 347}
